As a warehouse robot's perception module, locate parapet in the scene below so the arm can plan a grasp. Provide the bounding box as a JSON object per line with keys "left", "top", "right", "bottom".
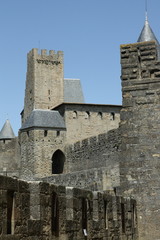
{"left": 0, "top": 175, "right": 138, "bottom": 239}
{"left": 121, "top": 41, "right": 160, "bottom": 82}
{"left": 27, "top": 48, "right": 64, "bottom": 62}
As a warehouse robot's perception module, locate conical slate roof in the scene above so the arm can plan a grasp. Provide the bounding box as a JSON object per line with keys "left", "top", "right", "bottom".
{"left": 0, "top": 120, "right": 15, "bottom": 140}
{"left": 137, "top": 15, "right": 159, "bottom": 44}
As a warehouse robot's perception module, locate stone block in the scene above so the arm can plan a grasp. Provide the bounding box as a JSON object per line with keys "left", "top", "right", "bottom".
{"left": 28, "top": 220, "right": 42, "bottom": 235}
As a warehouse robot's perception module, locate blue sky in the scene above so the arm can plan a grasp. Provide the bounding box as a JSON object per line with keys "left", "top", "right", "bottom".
{"left": 0, "top": 0, "right": 160, "bottom": 135}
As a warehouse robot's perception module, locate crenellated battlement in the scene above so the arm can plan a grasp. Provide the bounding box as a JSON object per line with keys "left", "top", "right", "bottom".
{"left": 120, "top": 41, "right": 160, "bottom": 82}
{"left": 65, "top": 129, "right": 121, "bottom": 176}
{"left": 0, "top": 175, "right": 137, "bottom": 239}
{"left": 27, "top": 48, "right": 63, "bottom": 61}
{"left": 120, "top": 39, "right": 160, "bottom": 239}
{"left": 69, "top": 129, "right": 120, "bottom": 152}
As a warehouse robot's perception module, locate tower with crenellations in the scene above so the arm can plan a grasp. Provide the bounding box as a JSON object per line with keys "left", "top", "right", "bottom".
{"left": 119, "top": 14, "right": 160, "bottom": 239}
{"left": 22, "top": 49, "right": 64, "bottom": 124}
{"left": 18, "top": 46, "right": 121, "bottom": 180}
{"left": 3, "top": 7, "right": 160, "bottom": 240}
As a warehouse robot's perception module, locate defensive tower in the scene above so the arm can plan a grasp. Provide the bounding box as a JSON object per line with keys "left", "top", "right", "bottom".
{"left": 119, "top": 12, "right": 160, "bottom": 238}
{"left": 22, "top": 49, "right": 64, "bottom": 123}
{"left": 120, "top": 40, "right": 160, "bottom": 239}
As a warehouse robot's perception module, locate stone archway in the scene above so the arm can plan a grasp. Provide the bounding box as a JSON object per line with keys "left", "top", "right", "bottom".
{"left": 52, "top": 150, "right": 65, "bottom": 174}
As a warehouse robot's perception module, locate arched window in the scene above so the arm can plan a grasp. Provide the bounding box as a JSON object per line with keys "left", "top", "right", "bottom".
{"left": 52, "top": 150, "right": 65, "bottom": 174}
{"left": 98, "top": 112, "right": 103, "bottom": 119}
{"left": 85, "top": 111, "right": 90, "bottom": 119}
{"left": 110, "top": 112, "right": 115, "bottom": 120}
{"left": 73, "top": 111, "right": 78, "bottom": 119}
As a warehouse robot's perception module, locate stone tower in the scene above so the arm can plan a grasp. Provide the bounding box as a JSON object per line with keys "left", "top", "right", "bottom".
{"left": 119, "top": 16, "right": 160, "bottom": 239}
{"left": 19, "top": 109, "right": 66, "bottom": 180}
{"left": 19, "top": 49, "right": 66, "bottom": 180}
{"left": 120, "top": 40, "right": 160, "bottom": 239}
{"left": 22, "top": 49, "right": 64, "bottom": 123}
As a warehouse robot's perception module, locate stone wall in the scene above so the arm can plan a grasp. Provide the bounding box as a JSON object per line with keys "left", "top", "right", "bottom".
{"left": 54, "top": 103, "right": 121, "bottom": 144}
{"left": 120, "top": 41, "right": 160, "bottom": 239}
{"left": 19, "top": 112, "right": 121, "bottom": 183}
{"left": 65, "top": 129, "right": 120, "bottom": 173}
{"left": 0, "top": 175, "right": 138, "bottom": 240}
{"left": 43, "top": 129, "right": 121, "bottom": 191}
{"left": 0, "top": 138, "right": 20, "bottom": 178}
{"left": 19, "top": 129, "right": 66, "bottom": 180}
{"left": 42, "top": 166, "right": 119, "bottom": 192}
{"left": 22, "top": 49, "right": 64, "bottom": 123}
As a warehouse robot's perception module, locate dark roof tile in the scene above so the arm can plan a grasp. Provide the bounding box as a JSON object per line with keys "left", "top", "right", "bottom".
{"left": 20, "top": 109, "right": 66, "bottom": 131}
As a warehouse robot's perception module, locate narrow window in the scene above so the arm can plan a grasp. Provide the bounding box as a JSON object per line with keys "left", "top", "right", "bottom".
{"left": 111, "top": 112, "right": 115, "bottom": 120}
{"left": 73, "top": 111, "right": 78, "bottom": 119}
{"left": 121, "top": 203, "right": 125, "bottom": 233}
{"left": 85, "top": 111, "right": 90, "bottom": 119}
{"left": 56, "top": 131, "right": 60, "bottom": 137}
{"left": 82, "top": 198, "right": 87, "bottom": 237}
{"left": 132, "top": 204, "right": 136, "bottom": 229}
{"left": 52, "top": 150, "right": 65, "bottom": 174}
{"left": 44, "top": 130, "right": 48, "bottom": 137}
{"left": 98, "top": 112, "right": 103, "bottom": 119}
{"left": 104, "top": 200, "right": 108, "bottom": 229}
{"left": 7, "top": 191, "right": 15, "bottom": 234}
{"left": 51, "top": 192, "right": 59, "bottom": 237}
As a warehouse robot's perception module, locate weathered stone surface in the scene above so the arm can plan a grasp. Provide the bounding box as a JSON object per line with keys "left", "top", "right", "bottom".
{"left": 120, "top": 41, "right": 160, "bottom": 240}
{"left": 0, "top": 176, "right": 137, "bottom": 239}
{"left": 1, "top": 40, "right": 152, "bottom": 240}
{"left": 0, "top": 138, "right": 20, "bottom": 178}
{"left": 22, "top": 49, "right": 64, "bottom": 124}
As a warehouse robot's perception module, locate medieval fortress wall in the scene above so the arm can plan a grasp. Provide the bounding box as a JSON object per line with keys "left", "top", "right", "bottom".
{"left": 0, "top": 49, "right": 121, "bottom": 180}
{"left": 42, "top": 129, "right": 121, "bottom": 191}
{"left": 0, "top": 175, "right": 137, "bottom": 240}
{"left": 0, "top": 138, "right": 20, "bottom": 178}
{"left": 1, "top": 39, "right": 160, "bottom": 239}
{"left": 120, "top": 41, "right": 160, "bottom": 239}
{"left": 0, "top": 44, "right": 131, "bottom": 239}
{"left": 55, "top": 103, "right": 121, "bottom": 144}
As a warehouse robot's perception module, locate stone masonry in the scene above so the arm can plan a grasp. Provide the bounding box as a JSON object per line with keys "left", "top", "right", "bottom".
{"left": 0, "top": 138, "right": 20, "bottom": 178}
{"left": 0, "top": 175, "right": 137, "bottom": 240}
{"left": 18, "top": 48, "right": 121, "bottom": 181}
{"left": 120, "top": 41, "right": 160, "bottom": 239}
{"left": 19, "top": 129, "right": 66, "bottom": 180}
{"left": 0, "top": 40, "right": 145, "bottom": 240}
{"left": 54, "top": 103, "right": 121, "bottom": 144}
{"left": 22, "top": 49, "right": 64, "bottom": 124}
{"left": 43, "top": 129, "right": 121, "bottom": 191}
